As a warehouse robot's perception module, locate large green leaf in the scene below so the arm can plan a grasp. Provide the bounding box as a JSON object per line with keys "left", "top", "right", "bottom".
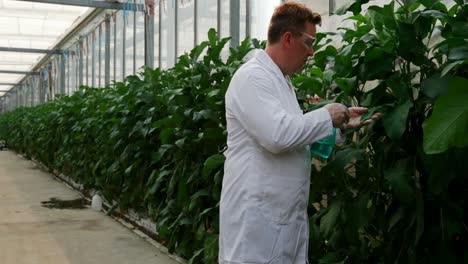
{"left": 398, "top": 21, "right": 426, "bottom": 64}
{"left": 421, "top": 73, "right": 450, "bottom": 98}
{"left": 360, "top": 48, "right": 394, "bottom": 80}
{"left": 320, "top": 201, "right": 341, "bottom": 237}
{"left": 448, "top": 46, "right": 468, "bottom": 60}
{"left": 335, "top": 77, "right": 357, "bottom": 96}
{"left": 451, "top": 21, "right": 468, "bottom": 38}
{"left": 293, "top": 76, "right": 325, "bottom": 98}
{"left": 382, "top": 100, "right": 413, "bottom": 141}
{"left": 330, "top": 148, "right": 365, "bottom": 172}
{"left": 441, "top": 60, "right": 466, "bottom": 77}
{"left": 423, "top": 77, "right": 468, "bottom": 154}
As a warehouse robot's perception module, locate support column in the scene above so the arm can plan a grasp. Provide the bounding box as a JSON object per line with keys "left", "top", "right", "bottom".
{"left": 194, "top": 0, "right": 198, "bottom": 46}
{"left": 105, "top": 16, "right": 111, "bottom": 86}
{"left": 230, "top": 0, "right": 240, "bottom": 47}
{"left": 145, "top": 4, "right": 155, "bottom": 69}
{"left": 246, "top": 0, "right": 251, "bottom": 37}
{"left": 79, "top": 38, "right": 84, "bottom": 87}
{"left": 92, "top": 32, "right": 96, "bottom": 87}
{"left": 174, "top": 0, "right": 178, "bottom": 62}
{"left": 122, "top": 14, "right": 126, "bottom": 78}
{"left": 158, "top": 3, "right": 162, "bottom": 68}
{"left": 217, "top": 0, "right": 221, "bottom": 37}
{"left": 31, "top": 78, "right": 35, "bottom": 106}
{"left": 133, "top": 10, "right": 137, "bottom": 75}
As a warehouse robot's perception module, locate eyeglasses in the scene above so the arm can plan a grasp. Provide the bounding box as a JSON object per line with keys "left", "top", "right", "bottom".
{"left": 299, "top": 32, "right": 316, "bottom": 50}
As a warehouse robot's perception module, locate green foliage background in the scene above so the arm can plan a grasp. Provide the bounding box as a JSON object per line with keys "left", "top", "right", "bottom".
{"left": 293, "top": 0, "right": 468, "bottom": 263}
{"left": 0, "top": 1, "right": 467, "bottom": 263}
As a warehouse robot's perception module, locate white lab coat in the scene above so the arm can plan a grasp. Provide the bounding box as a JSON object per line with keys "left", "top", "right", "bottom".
{"left": 219, "top": 50, "right": 334, "bottom": 264}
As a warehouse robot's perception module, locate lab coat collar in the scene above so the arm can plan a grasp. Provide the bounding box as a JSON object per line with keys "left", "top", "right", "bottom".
{"left": 256, "top": 50, "right": 295, "bottom": 91}
{"left": 255, "top": 49, "right": 288, "bottom": 81}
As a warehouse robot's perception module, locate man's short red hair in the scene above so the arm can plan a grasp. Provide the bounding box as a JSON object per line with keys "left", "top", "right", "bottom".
{"left": 267, "top": 2, "right": 321, "bottom": 44}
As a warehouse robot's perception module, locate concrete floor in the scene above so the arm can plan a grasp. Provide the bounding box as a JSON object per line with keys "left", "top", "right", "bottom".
{"left": 0, "top": 150, "right": 180, "bottom": 264}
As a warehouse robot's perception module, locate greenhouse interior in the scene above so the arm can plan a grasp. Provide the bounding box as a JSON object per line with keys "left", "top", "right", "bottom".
{"left": 0, "top": 0, "right": 466, "bottom": 263}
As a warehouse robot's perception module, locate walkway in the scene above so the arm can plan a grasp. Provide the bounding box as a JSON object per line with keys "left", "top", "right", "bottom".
{"left": 0, "top": 150, "right": 179, "bottom": 264}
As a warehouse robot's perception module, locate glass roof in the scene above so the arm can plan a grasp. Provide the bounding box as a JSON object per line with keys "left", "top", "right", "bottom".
{"left": 0, "top": 0, "right": 89, "bottom": 95}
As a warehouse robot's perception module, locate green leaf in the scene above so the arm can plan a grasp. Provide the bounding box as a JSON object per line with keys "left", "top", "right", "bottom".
{"left": 320, "top": 201, "right": 341, "bottom": 237}
{"left": 190, "top": 41, "right": 209, "bottom": 60}
{"left": 361, "top": 48, "right": 394, "bottom": 80}
{"left": 368, "top": 5, "right": 393, "bottom": 31}
{"left": 313, "top": 45, "right": 337, "bottom": 70}
{"left": 402, "top": 0, "right": 417, "bottom": 7}
{"left": 386, "top": 75, "right": 411, "bottom": 100}
{"left": 334, "top": 1, "right": 356, "bottom": 15}
{"left": 382, "top": 100, "right": 413, "bottom": 141}
{"left": 388, "top": 207, "right": 405, "bottom": 231}
{"left": 419, "top": 0, "right": 439, "bottom": 8}
{"left": 330, "top": 148, "right": 365, "bottom": 171}
{"left": 420, "top": 10, "right": 447, "bottom": 19}
{"left": 293, "top": 76, "right": 325, "bottom": 98}
{"left": 307, "top": 67, "right": 323, "bottom": 77}
{"left": 398, "top": 22, "right": 426, "bottom": 64}
{"left": 124, "top": 164, "right": 133, "bottom": 176}
{"left": 421, "top": 73, "right": 450, "bottom": 98}
{"left": 179, "top": 217, "right": 192, "bottom": 226}
{"left": 423, "top": 77, "right": 468, "bottom": 154}
{"left": 448, "top": 46, "right": 468, "bottom": 60}
{"left": 335, "top": 77, "right": 357, "bottom": 95}
{"left": 344, "top": 14, "right": 368, "bottom": 23}
{"left": 175, "top": 138, "right": 186, "bottom": 148}
{"left": 207, "top": 28, "right": 218, "bottom": 46}
{"left": 203, "top": 234, "right": 219, "bottom": 263}
{"left": 160, "top": 128, "right": 175, "bottom": 144}
{"left": 360, "top": 105, "right": 387, "bottom": 121}
{"left": 191, "top": 189, "right": 210, "bottom": 199}
{"left": 451, "top": 21, "right": 468, "bottom": 38}
{"left": 202, "top": 154, "right": 225, "bottom": 177}
{"left": 441, "top": 60, "right": 465, "bottom": 77}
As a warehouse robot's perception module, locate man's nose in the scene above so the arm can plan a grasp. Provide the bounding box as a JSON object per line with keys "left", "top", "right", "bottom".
{"left": 307, "top": 48, "right": 314, "bottom": 57}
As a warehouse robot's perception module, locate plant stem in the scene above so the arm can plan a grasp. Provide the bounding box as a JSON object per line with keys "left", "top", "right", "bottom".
{"left": 395, "top": 0, "right": 409, "bottom": 18}
{"left": 426, "top": 23, "right": 436, "bottom": 54}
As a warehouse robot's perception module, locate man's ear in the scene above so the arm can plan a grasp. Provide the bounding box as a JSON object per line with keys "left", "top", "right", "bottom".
{"left": 281, "top": 32, "right": 293, "bottom": 48}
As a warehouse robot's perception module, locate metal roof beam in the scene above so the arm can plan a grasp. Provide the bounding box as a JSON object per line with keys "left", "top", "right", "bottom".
{"left": 0, "top": 34, "right": 58, "bottom": 40}
{"left": 16, "top": 0, "right": 144, "bottom": 10}
{"left": 0, "top": 83, "right": 17, "bottom": 86}
{"left": 0, "top": 47, "right": 62, "bottom": 55}
{"left": 0, "top": 70, "right": 39, "bottom": 75}
{"left": 0, "top": 90, "right": 12, "bottom": 93}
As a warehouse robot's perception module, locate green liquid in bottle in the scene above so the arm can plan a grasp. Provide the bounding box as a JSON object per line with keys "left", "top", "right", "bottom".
{"left": 310, "top": 127, "right": 336, "bottom": 159}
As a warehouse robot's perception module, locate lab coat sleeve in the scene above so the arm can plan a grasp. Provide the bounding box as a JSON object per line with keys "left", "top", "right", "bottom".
{"left": 228, "top": 70, "right": 333, "bottom": 154}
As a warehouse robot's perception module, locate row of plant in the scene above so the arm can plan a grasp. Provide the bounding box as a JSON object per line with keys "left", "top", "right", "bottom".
{"left": 0, "top": 29, "right": 264, "bottom": 263}
{"left": 293, "top": 0, "right": 468, "bottom": 263}
{"left": 0, "top": 0, "right": 467, "bottom": 263}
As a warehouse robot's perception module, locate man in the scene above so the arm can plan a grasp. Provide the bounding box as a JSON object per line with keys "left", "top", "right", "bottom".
{"left": 220, "top": 2, "right": 377, "bottom": 264}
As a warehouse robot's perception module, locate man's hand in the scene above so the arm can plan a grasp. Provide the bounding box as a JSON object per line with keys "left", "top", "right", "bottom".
{"left": 345, "top": 107, "right": 380, "bottom": 129}
{"left": 324, "top": 103, "right": 349, "bottom": 129}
